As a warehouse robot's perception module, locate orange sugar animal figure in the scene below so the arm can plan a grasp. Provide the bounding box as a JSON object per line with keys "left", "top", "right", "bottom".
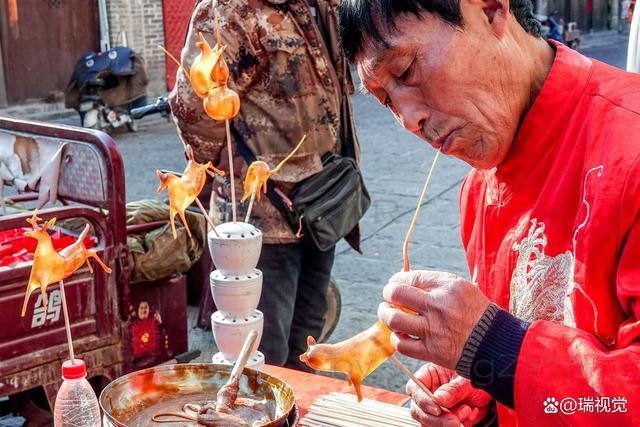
{"left": 156, "top": 145, "right": 224, "bottom": 239}
{"left": 241, "top": 135, "right": 308, "bottom": 203}
{"left": 21, "top": 214, "right": 112, "bottom": 317}
{"left": 299, "top": 151, "right": 442, "bottom": 400}
{"left": 202, "top": 11, "right": 240, "bottom": 121}
{"left": 299, "top": 322, "right": 395, "bottom": 401}
{"left": 161, "top": 12, "right": 240, "bottom": 121}
{"left": 189, "top": 32, "right": 226, "bottom": 99}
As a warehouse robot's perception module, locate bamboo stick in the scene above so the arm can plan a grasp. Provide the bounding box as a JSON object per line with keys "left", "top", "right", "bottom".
{"left": 58, "top": 280, "right": 75, "bottom": 361}
{"left": 389, "top": 355, "right": 450, "bottom": 414}
{"left": 225, "top": 120, "right": 237, "bottom": 222}
{"left": 244, "top": 177, "right": 259, "bottom": 223}
{"left": 194, "top": 197, "right": 220, "bottom": 237}
{"left": 300, "top": 393, "right": 420, "bottom": 427}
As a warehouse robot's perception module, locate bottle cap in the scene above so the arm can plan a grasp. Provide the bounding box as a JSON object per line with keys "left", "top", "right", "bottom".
{"left": 61, "top": 359, "right": 87, "bottom": 379}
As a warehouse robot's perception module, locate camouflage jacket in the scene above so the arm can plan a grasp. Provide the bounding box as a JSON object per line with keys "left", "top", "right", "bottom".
{"left": 169, "top": 0, "right": 360, "bottom": 244}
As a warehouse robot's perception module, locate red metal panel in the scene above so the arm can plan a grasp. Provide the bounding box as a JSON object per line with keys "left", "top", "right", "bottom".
{"left": 162, "top": 0, "right": 198, "bottom": 90}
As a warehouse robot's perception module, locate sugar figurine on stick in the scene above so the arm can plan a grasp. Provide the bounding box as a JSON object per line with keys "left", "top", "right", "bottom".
{"left": 300, "top": 151, "right": 442, "bottom": 403}
{"left": 202, "top": 10, "right": 241, "bottom": 222}
{"left": 241, "top": 135, "right": 308, "bottom": 223}
{"left": 21, "top": 213, "right": 112, "bottom": 361}
{"left": 156, "top": 145, "right": 225, "bottom": 239}
{"left": 160, "top": 10, "right": 239, "bottom": 221}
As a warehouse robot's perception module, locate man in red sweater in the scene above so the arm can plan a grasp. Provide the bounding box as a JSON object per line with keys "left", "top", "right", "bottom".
{"left": 340, "top": 0, "right": 640, "bottom": 425}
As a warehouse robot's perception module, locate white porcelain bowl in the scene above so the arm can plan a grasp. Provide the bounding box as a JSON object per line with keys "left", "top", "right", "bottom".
{"left": 211, "top": 310, "right": 263, "bottom": 361}
{"left": 208, "top": 222, "right": 263, "bottom": 276}
{"left": 212, "top": 351, "right": 265, "bottom": 370}
{"left": 210, "top": 269, "right": 263, "bottom": 317}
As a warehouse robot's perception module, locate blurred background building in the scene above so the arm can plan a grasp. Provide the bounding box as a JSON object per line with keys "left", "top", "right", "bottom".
{"left": 0, "top": 0, "right": 197, "bottom": 108}
{"left": 0, "top": 0, "right": 632, "bottom": 110}
{"left": 534, "top": 0, "right": 633, "bottom": 33}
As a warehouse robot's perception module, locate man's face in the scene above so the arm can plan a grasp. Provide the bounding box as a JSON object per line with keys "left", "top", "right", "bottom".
{"left": 356, "top": 7, "right": 523, "bottom": 169}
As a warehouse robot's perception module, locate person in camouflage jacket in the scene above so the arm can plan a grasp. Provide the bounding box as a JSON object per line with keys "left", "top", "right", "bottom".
{"left": 169, "top": 0, "right": 360, "bottom": 369}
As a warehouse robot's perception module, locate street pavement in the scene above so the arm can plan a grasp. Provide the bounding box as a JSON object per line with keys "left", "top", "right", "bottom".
{"left": 84, "top": 37, "right": 632, "bottom": 393}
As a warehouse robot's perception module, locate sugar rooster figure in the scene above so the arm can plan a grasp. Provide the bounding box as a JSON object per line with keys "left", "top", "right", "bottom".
{"left": 156, "top": 145, "right": 225, "bottom": 239}
{"left": 21, "top": 213, "right": 111, "bottom": 317}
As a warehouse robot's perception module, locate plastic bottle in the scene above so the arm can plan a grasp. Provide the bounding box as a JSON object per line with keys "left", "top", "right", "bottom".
{"left": 53, "top": 359, "right": 101, "bottom": 427}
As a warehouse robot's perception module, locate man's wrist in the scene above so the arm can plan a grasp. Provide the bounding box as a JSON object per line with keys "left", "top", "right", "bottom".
{"left": 455, "top": 303, "right": 500, "bottom": 379}
{"left": 455, "top": 303, "right": 531, "bottom": 409}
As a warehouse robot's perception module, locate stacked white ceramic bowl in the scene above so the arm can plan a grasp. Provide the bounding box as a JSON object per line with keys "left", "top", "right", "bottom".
{"left": 208, "top": 222, "right": 265, "bottom": 370}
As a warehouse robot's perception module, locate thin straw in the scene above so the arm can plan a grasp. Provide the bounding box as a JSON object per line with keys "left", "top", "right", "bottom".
{"left": 402, "top": 150, "right": 441, "bottom": 272}
{"left": 58, "top": 280, "right": 75, "bottom": 361}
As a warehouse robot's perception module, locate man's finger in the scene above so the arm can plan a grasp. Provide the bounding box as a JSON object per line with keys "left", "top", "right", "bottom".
{"left": 378, "top": 302, "right": 426, "bottom": 336}
{"left": 410, "top": 402, "right": 461, "bottom": 427}
{"left": 390, "top": 332, "right": 430, "bottom": 361}
{"left": 433, "top": 375, "right": 472, "bottom": 408}
{"left": 408, "top": 385, "right": 442, "bottom": 416}
{"left": 389, "top": 270, "right": 459, "bottom": 290}
{"left": 382, "top": 284, "right": 431, "bottom": 314}
{"left": 415, "top": 362, "right": 451, "bottom": 391}
{"left": 464, "top": 407, "right": 480, "bottom": 426}
{"left": 451, "top": 404, "right": 472, "bottom": 423}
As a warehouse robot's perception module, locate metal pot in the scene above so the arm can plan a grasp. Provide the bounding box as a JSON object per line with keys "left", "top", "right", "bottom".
{"left": 100, "top": 363, "right": 296, "bottom": 426}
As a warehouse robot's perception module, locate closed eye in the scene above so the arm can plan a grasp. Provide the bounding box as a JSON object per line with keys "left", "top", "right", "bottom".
{"left": 399, "top": 59, "right": 415, "bottom": 83}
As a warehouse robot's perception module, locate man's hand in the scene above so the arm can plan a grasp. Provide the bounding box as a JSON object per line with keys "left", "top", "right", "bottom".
{"left": 408, "top": 363, "right": 493, "bottom": 426}
{"left": 378, "top": 270, "right": 490, "bottom": 369}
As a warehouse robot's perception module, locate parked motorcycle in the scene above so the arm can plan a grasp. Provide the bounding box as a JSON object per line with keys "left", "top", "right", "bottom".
{"left": 130, "top": 96, "right": 171, "bottom": 120}
{"left": 65, "top": 47, "right": 149, "bottom": 132}
{"left": 539, "top": 15, "right": 581, "bottom": 50}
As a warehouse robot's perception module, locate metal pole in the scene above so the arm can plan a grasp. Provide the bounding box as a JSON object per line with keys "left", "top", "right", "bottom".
{"left": 628, "top": 1, "right": 640, "bottom": 72}
{"left": 0, "top": 41, "right": 8, "bottom": 107}
{"left": 98, "top": 0, "right": 110, "bottom": 52}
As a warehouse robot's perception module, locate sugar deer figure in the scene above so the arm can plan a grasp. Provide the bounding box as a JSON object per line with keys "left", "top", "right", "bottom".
{"left": 156, "top": 145, "right": 225, "bottom": 239}
{"left": 21, "top": 213, "right": 112, "bottom": 317}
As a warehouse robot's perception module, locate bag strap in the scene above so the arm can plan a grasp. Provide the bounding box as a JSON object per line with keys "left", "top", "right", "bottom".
{"left": 230, "top": 123, "right": 296, "bottom": 218}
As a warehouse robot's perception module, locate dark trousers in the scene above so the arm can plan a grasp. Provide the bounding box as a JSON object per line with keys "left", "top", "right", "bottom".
{"left": 257, "top": 242, "right": 335, "bottom": 370}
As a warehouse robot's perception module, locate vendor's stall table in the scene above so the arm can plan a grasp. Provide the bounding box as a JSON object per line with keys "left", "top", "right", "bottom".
{"left": 263, "top": 365, "right": 410, "bottom": 417}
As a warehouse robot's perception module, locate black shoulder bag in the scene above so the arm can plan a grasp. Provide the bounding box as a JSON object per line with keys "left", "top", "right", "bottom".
{"left": 233, "top": 128, "right": 370, "bottom": 252}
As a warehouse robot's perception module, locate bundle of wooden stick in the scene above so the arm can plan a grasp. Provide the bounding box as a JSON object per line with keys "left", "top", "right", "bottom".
{"left": 299, "top": 393, "right": 419, "bottom": 427}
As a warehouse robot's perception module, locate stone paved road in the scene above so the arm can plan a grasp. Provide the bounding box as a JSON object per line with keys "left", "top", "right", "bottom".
{"left": 106, "top": 37, "right": 630, "bottom": 394}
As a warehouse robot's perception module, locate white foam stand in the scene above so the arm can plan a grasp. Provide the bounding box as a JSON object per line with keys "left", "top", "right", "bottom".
{"left": 208, "top": 222, "right": 265, "bottom": 371}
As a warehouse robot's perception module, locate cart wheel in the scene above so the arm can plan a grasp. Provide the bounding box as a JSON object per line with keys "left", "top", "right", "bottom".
{"left": 319, "top": 277, "right": 341, "bottom": 343}
{"left": 569, "top": 39, "right": 580, "bottom": 50}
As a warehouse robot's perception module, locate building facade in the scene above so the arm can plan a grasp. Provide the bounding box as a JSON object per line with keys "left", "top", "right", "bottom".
{"left": 535, "top": 0, "right": 612, "bottom": 32}
{"left": 0, "top": 0, "right": 195, "bottom": 107}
